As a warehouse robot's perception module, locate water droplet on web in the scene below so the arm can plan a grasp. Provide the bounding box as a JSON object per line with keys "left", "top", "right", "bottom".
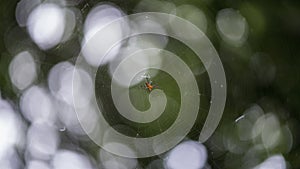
{"left": 59, "top": 126, "right": 66, "bottom": 132}
{"left": 235, "top": 114, "right": 245, "bottom": 123}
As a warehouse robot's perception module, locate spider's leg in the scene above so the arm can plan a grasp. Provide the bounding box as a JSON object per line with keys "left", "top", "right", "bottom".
{"left": 153, "top": 84, "right": 159, "bottom": 89}
{"left": 140, "top": 83, "right": 146, "bottom": 89}
{"left": 145, "top": 77, "right": 150, "bottom": 83}
{"left": 144, "top": 74, "right": 150, "bottom": 79}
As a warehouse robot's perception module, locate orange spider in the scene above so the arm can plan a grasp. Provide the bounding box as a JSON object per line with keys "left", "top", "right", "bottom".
{"left": 143, "top": 76, "right": 156, "bottom": 92}
{"left": 145, "top": 81, "right": 154, "bottom": 92}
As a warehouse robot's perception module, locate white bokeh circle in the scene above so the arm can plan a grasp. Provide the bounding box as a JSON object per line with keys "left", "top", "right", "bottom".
{"left": 74, "top": 12, "right": 226, "bottom": 158}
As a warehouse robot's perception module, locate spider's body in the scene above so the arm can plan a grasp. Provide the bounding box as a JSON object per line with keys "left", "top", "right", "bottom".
{"left": 145, "top": 81, "right": 154, "bottom": 92}
{"left": 142, "top": 74, "right": 157, "bottom": 92}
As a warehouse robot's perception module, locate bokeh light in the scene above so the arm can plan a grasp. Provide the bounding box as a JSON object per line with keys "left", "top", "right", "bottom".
{"left": 26, "top": 122, "right": 60, "bottom": 160}
{"left": 26, "top": 160, "right": 51, "bottom": 169}
{"left": 9, "top": 51, "right": 37, "bottom": 90}
{"left": 253, "top": 154, "right": 286, "bottom": 169}
{"left": 216, "top": 8, "right": 248, "bottom": 47}
{"left": 20, "top": 85, "right": 57, "bottom": 124}
{"left": 26, "top": 3, "right": 66, "bottom": 50}
{"left": 52, "top": 150, "right": 93, "bottom": 169}
{"left": 99, "top": 142, "right": 138, "bottom": 169}
{"left": 165, "top": 140, "right": 207, "bottom": 169}
{"left": 171, "top": 4, "right": 207, "bottom": 34}
{"left": 82, "top": 4, "right": 128, "bottom": 67}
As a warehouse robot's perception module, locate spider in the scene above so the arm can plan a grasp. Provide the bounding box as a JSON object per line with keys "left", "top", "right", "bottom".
{"left": 141, "top": 74, "right": 157, "bottom": 92}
